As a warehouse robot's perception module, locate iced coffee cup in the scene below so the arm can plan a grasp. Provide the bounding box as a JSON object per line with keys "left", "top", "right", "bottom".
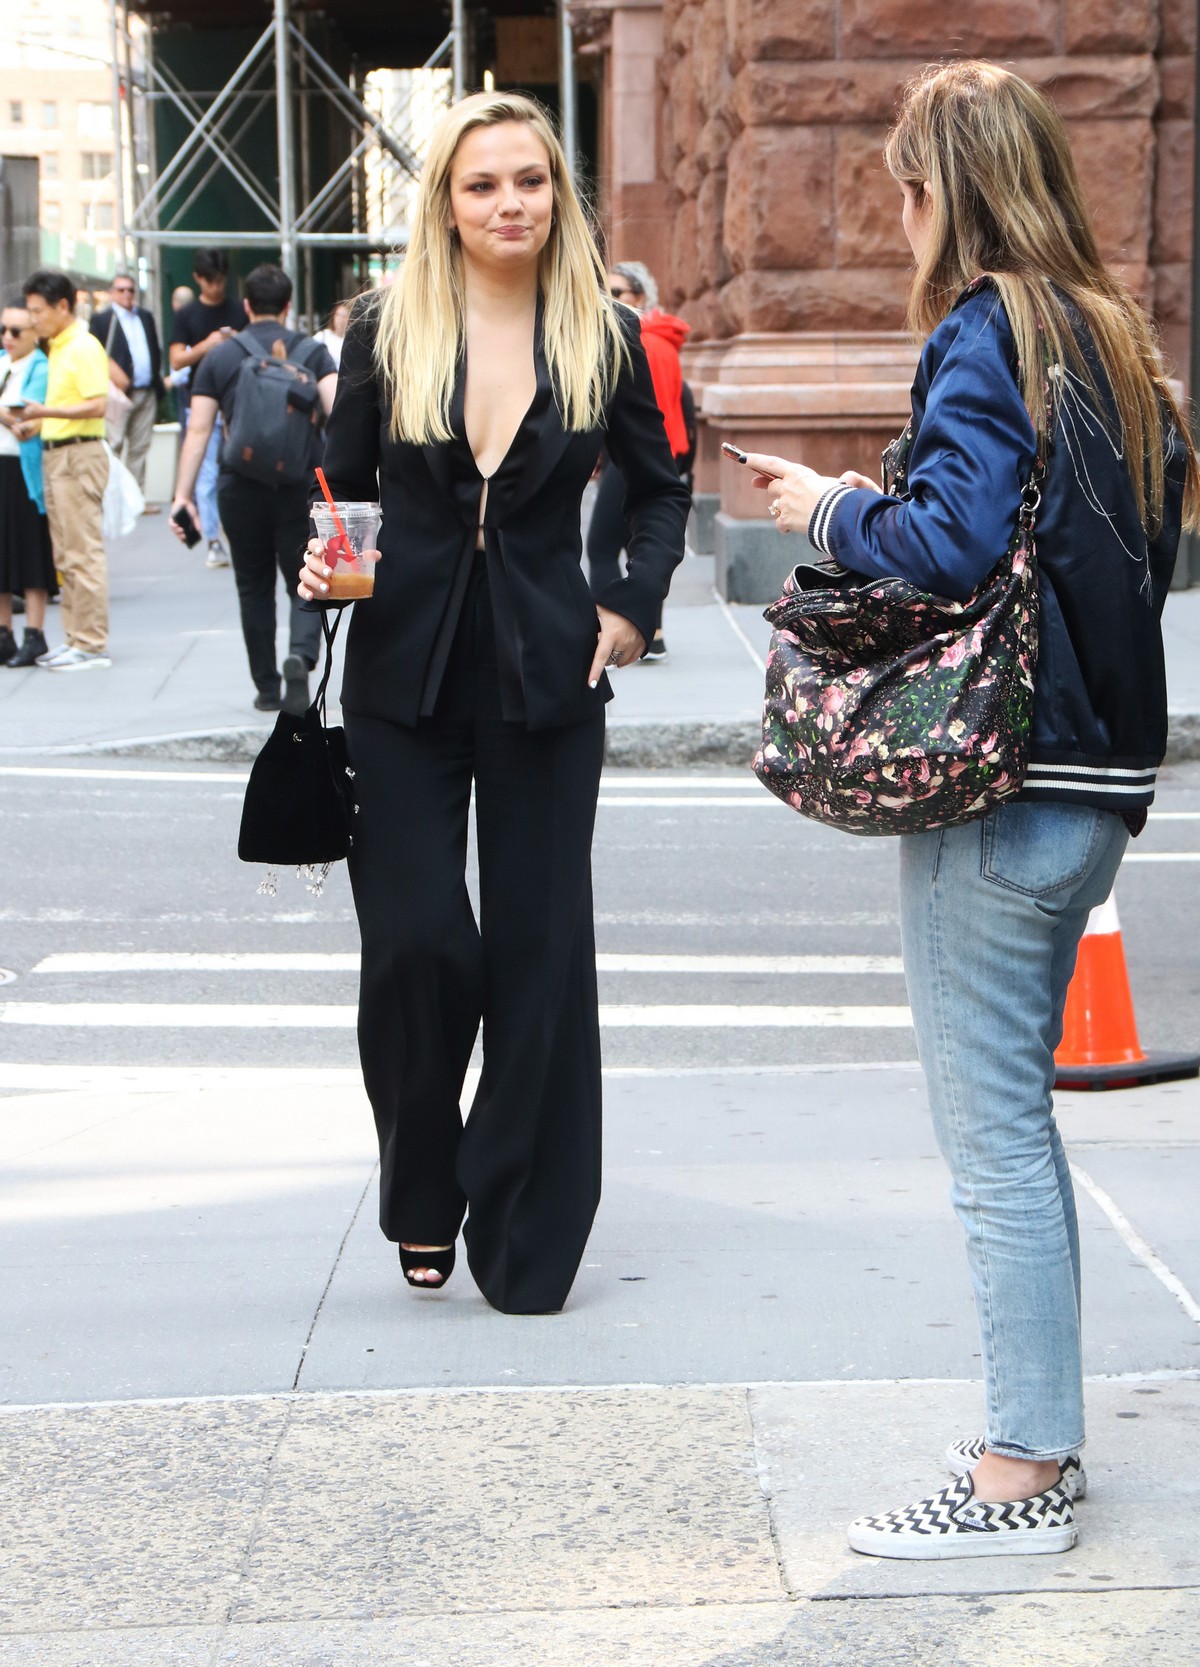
{"left": 312, "top": 502, "right": 383, "bottom": 599}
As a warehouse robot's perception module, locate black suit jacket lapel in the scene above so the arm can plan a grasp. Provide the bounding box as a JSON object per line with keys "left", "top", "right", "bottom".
{"left": 493, "top": 304, "right": 576, "bottom": 523}
{"left": 420, "top": 354, "right": 463, "bottom": 500}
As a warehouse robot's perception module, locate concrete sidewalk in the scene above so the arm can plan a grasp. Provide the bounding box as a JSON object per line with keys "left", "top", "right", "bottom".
{"left": 2, "top": 1066, "right": 1199, "bottom": 1664}
{"left": 2, "top": 511, "right": 1198, "bottom": 764}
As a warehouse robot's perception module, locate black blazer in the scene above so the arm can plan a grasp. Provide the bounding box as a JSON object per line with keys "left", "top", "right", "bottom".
{"left": 90, "top": 306, "right": 165, "bottom": 397}
{"left": 316, "top": 297, "right": 690, "bottom": 731}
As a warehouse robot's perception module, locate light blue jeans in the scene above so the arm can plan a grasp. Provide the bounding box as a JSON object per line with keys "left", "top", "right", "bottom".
{"left": 899, "top": 800, "right": 1129, "bottom": 1459}
{"left": 194, "top": 419, "right": 222, "bottom": 542}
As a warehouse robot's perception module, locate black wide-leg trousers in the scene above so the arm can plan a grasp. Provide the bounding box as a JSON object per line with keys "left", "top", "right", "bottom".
{"left": 344, "top": 568, "right": 605, "bottom": 1315}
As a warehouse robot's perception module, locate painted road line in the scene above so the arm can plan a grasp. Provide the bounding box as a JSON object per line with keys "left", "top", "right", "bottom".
{"left": 0, "top": 765, "right": 756, "bottom": 788}
{"left": 0, "top": 1002, "right": 913, "bottom": 1029}
{"left": 599, "top": 776, "right": 759, "bottom": 789}
{"left": 1071, "top": 1162, "right": 1200, "bottom": 1327}
{"left": 0, "top": 766, "right": 251, "bottom": 783}
{"left": 596, "top": 796, "right": 771, "bottom": 807}
{"left": 0, "top": 1061, "right": 922, "bottom": 1093}
{"left": 1123, "top": 853, "right": 1200, "bottom": 863}
{"left": 32, "top": 953, "right": 363, "bottom": 974}
{"left": 31, "top": 952, "right": 906, "bottom": 976}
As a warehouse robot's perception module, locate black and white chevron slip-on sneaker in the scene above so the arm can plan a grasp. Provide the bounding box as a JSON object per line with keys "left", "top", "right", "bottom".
{"left": 847, "top": 1474, "right": 1077, "bottom": 1560}
{"left": 946, "top": 1436, "right": 1087, "bottom": 1501}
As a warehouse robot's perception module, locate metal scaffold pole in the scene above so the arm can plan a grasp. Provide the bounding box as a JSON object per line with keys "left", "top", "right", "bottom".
{"left": 451, "top": 0, "right": 466, "bottom": 100}
{"left": 274, "top": 0, "right": 296, "bottom": 273}
{"left": 109, "top": 0, "right": 130, "bottom": 272}
{"left": 558, "top": 0, "right": 577, "bottom": 183}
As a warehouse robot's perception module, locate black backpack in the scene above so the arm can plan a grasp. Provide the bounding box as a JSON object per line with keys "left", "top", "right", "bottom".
{"left": 223, "top": 331, "right": 325, "bottom": 487}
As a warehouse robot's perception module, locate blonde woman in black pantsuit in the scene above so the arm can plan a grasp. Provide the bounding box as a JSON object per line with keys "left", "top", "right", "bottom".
{"left": 299, "top": 92, "right": 689, "bottom": 1315}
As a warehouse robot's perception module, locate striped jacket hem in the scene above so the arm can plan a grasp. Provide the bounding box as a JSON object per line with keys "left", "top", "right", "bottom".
{"left": 1018, "top": 757, "right": 1158, "bottom": 808}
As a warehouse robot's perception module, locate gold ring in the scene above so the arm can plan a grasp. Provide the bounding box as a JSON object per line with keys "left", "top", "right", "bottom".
{"left": 769, "top": 501, "right": 781, "bottom": 520}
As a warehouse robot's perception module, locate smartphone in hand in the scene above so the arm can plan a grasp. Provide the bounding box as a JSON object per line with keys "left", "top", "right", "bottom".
{"left": 171, "top": 504, "right": 202, "bottom": 547}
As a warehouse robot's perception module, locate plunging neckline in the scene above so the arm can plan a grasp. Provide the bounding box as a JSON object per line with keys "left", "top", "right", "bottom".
{"left": 462, "top": 376, "right": 539, "bottom": 483}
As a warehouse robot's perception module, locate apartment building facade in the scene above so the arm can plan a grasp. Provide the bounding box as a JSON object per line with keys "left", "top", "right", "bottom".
{"left": 2, "top": 0, "right": 119, "bottom": 284}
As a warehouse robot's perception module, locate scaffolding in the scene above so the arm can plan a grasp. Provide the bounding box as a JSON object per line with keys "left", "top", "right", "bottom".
{"left": 109, "top": 0, "right": 580, "bottom": 317}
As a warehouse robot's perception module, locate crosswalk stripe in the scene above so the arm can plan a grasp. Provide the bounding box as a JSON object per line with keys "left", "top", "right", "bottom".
{"left": 597, "top": 796, "right": 770, "bottom": 806}
{"left": 0, "top": 1002, "right": 913, "bottom": 1029}
{"left": 30, "top": 951, "right": 906, "bottom": 976}
{"left": 0, "top": 766, "right": 251, "bottom": 783}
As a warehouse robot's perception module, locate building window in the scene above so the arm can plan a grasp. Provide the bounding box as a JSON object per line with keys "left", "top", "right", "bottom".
{"left": 42, "top": 101, "right": 58, "bottom": 129}
{"left": 81, "top": 152, "right": 113, "bottom": 181}
{"left": 44, "top": 204, "right": 61, "bottom": 229}
{"left": 77, "top": 102, "right": 112, "bottom": 138}
{"left": 42, "top": 153, "right": 59, "bottom": 180}
{"left": 67, "top": 15, "right": 82, "bottom": 34}
{"left": 9, "top": 101, "right": 23, "bottom": 125}
{"left": 93, "top": 203, "right": 115, "bottom": 232}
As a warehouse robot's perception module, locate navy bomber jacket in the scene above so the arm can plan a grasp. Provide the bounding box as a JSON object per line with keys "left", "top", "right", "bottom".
{"left": 807, "top": 280, "right": 1187, "bottom": 823}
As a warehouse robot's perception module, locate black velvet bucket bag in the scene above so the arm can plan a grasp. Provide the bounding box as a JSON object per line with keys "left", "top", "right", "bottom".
{"left": 237, "top": 610, "right": 357, "bottom": 895}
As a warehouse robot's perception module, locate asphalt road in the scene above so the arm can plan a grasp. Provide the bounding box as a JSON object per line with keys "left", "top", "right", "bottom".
{"left": 2, "top": 756, "right": 1198, "bottom": 1403}
{"left": 4, "top": 757, "right": 1198, "bottom": 1071}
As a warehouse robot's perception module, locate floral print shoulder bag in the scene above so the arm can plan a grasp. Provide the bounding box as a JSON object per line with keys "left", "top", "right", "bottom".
{"left": 753, "top": 407, "right": 1046, "bottom": 837}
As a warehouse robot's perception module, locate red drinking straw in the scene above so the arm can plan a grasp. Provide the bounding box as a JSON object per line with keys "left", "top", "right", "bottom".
{"left": 314, "top": 466, "right": 350, "bottom": 554}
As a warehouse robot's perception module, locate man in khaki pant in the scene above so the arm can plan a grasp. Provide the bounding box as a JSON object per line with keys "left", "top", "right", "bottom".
{"left": 20, "top": 270, "right": 111, "bottom": 670}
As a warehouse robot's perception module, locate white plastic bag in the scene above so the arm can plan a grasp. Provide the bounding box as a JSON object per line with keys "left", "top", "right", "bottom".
{"left": 101, "top": 441, "right": 144, "bottom": 539}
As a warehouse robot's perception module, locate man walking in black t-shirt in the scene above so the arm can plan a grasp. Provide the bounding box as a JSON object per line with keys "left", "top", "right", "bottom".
{"left": 169, "top": 264, "right": 337, "bottom": 715}
{"left": 169, "top": 249, "right": 245, "bottom": 569}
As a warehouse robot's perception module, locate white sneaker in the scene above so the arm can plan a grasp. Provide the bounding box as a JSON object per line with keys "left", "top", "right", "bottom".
{"left": 45, "top": 647, "right": 112, "bottom": 672}
{"left": 847, "top": 1473, "right": 1076, "bottom": 1561}
{"left": 206, "top": 539, "right": 230, "bottom": 569}
{"left": 35, "top": 642, "right": 72, "bottom": 668}
{"left": 947, "top": 1435, "right": 1087, "bottom": 1501}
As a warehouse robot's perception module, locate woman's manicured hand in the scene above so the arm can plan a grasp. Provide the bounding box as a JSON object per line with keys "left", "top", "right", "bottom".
{"left": 589, "top": 605, "right": 646, "bottom": 687}
{"left": 298, "top": 537, "right": 332, "bottom": 599}
{"left": 743, "top": 452, "right": 842, "bottom": 536}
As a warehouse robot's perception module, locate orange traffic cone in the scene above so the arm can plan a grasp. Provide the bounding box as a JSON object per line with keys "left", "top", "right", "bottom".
{"left": 1055, "top": 893, "right": 1199, "bottom": 1091}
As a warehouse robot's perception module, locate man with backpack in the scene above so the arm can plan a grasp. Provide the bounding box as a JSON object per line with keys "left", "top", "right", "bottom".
{"left": 169, "top": 265, "right": 338, "bottom": 714}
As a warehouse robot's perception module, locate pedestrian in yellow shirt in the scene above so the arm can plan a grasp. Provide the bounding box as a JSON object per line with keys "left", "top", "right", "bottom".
{"left": 19, "top": 270, "right": 111, "bottom": 670}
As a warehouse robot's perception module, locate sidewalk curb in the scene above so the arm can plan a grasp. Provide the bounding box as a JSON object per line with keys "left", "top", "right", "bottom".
{"left": 4, "top": 713, "right": 1198, "bottom": 769}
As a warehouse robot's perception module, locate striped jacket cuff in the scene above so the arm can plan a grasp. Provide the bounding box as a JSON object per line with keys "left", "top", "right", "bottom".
{"left": 1021, "top": 760, "right": 1158, "bottom": 801}
{"left": 807, "top": 483, "right": 855, "bottom": 555}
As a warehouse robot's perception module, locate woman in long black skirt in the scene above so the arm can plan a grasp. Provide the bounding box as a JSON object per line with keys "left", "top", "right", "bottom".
{"left": 0, "top": 300, "right": 57, "bottom": 668}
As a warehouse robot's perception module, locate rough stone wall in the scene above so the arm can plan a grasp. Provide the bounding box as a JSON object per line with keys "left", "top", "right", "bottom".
{"left": 660, "top": 0, "right": 1197, "bottom": 380}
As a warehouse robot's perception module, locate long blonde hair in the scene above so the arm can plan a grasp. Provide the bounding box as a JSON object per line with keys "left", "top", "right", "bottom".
{"left": 373, "top": 91, "right": 628, "bottom": 444}
{"left": 885, "top": 60, "right": 1200, "bottom": 533}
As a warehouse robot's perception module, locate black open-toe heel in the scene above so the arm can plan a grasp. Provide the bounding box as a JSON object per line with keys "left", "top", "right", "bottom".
{"left": 398, "top": 1243, "right": 456, "bottom": 1289}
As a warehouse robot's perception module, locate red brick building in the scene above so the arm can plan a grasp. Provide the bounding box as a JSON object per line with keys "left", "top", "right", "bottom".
{"left": 574, "top": 0, "right": 1197, "bottom": 596}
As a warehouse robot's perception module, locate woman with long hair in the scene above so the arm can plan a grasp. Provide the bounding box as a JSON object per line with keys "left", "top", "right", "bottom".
{"left": 746, "top": 61, "right": 1199, "bottom": 1557}
{"left": 299, "top": 93, "right": 689, "bottom": 1314}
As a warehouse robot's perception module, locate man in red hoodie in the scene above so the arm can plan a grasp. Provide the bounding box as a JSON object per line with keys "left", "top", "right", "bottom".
{"left": 588, "top": 262, "right": 693, "bottom": 661}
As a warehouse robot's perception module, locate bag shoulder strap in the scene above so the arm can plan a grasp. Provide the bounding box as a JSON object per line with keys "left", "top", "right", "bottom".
{"left": 314, "top": 607, "right": 347, "bottom": 722}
